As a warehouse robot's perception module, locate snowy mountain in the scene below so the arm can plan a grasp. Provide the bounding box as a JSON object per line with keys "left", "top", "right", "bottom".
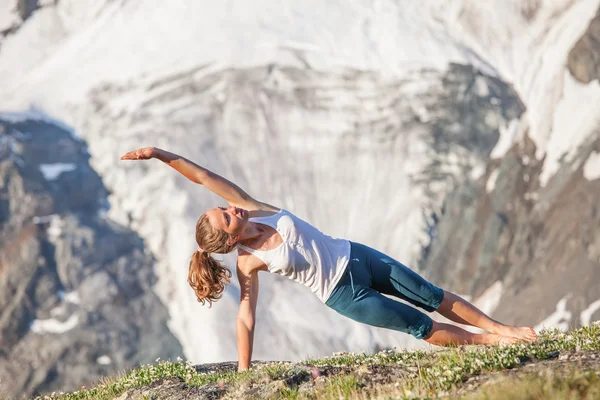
{"left": 1, "top": 0, "right": 600, "bottom": 396}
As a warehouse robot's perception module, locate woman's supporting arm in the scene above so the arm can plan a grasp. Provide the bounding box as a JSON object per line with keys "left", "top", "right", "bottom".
{"left": 120, "top": 147, "right": 277, "bottom": 211}
{"left": 236, "top": 265, "right": 259, "bottom": 371}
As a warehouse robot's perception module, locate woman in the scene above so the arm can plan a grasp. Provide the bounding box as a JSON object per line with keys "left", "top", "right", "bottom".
{"left": 121, "top": 147, "right": 537, "bottom": 371}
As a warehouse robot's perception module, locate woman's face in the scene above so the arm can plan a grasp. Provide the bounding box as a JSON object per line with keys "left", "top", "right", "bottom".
{"left": 205, "top": 206, "right": 249, "bottom": 240}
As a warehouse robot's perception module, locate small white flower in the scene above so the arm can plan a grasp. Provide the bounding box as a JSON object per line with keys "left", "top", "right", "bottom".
{"left": 177, "top": 356, "right": 183, "bottom": 362}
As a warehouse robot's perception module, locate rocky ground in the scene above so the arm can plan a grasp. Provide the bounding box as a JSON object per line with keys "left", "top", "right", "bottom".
{"left": 111, "top": 351, "right": 600, "bottom": 400}
{"left": 32, "top": 326, "right": 600, "bottom": 400}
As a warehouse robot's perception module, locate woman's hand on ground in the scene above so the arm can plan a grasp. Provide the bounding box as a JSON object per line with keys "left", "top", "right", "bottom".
{"left": 120, "top": 147, "right": 159, "bottom": 160}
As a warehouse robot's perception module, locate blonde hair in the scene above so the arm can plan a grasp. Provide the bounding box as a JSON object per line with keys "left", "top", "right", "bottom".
{"left": 188, "top": 213, "right": 236, "bottom": 307}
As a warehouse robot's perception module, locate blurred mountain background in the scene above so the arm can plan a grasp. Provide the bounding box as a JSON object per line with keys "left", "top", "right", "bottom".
{"left": 0, "top": 0, "right": 599, "bottom": 397}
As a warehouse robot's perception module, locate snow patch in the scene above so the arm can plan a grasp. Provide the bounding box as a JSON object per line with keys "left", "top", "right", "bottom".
{"left": 30, "top": 314, "right": 79, "bottom": 334}
{"left": 490, "top": 118, "right": 522, "bottom": 159}
{"left": 32, "top": 214, "right": 57, "bottom": 224}
{"left": 96, "top": 355, "right": 112, "bottom": 365}
{"left": 580, "top": 299, "right": 600, "bottom": 327}
{"left": 58, "top": 290, "right": 81, "bottom": 305}
{"left": 486, "top": 169, "right": 499, "bottom": 193}
{"left": 0, "top": 1, "right": 20, "bottom": 33}
{"left": 473, "top": 281, "right": 503, "bottom": 316}
{"left": 539, "top": 74, "right": 600, "bottom": 186}
{"left": 64, "top": 291, "right": 80, "bottom": 304}
{"left": 47, "top": 215, "right": 63, "bottom": 242}
{"left": 33, "top": 214, "right": 64, "bottom": 242}
{"left": 469, "top": 164, "right": 485, "bottom": 181}
{"left": 535, "top": 294, "right": 572, "bottom": 332}
{"left": 583, "top": 152, "right": 600, "bottom": 181}
{"left": 39, "top": 163, "right": 77, "bottom": 180}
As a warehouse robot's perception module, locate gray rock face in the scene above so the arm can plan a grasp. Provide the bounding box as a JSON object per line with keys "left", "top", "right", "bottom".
{"left": 568, "top": 7, "right": 600, "bottom": 84}
{"left": 420, "top": 4, "right": 600, "bottom": 332}
{"left": 419, "top": 128, "right": 600, "bottom": 328}
{"left": 0, "top": 117, "right": 183, "bottom": 399}
{"left": 16, "top": 0, "right": 39, "bottom": 21}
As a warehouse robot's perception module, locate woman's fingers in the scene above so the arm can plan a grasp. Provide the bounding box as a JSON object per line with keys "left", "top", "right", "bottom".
{"left": 120, "top": 151, "right": 143, "bottom": 160}
{"left": 120, "top": 147, "right": 155, "bottom": 160}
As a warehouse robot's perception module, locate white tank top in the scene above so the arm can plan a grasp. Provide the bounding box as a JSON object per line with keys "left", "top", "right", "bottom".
{"left": 237, "top": 209, "right": 350, "bottom": 303}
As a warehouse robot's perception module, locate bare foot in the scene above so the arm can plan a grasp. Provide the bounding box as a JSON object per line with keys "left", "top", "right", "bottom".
{"left": 487, "top": 334, "right": 522, "bottom": 347}
{"left": 494, "top": 325, "right": 537, "bottom": 342}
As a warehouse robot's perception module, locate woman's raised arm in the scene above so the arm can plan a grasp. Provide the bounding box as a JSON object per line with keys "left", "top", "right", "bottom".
{"left": 120, "top": 147, "right": 277, "bottom": 211}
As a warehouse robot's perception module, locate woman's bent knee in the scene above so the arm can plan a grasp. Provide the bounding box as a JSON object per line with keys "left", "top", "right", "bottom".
{"left": 412, "top": 315, "right": 435, "bottom": 340}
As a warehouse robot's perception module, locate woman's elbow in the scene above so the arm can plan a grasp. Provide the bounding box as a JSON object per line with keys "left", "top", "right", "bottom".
{"left": 237, "top": 315, "right": 255, "bottom": 330}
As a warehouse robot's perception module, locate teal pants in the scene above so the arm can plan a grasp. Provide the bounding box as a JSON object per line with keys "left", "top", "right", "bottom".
{"left": 325, "top": 242, "right": 444, "bottom": 339}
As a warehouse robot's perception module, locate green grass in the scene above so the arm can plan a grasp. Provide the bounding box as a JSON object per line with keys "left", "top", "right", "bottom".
{"left": 462, "top": 369, "right": 600, "bottom": 400}
{"left": 304, "top": 324, "right": 600, "bottom": 397}
{"left": 34, "top": 323, "right": 600, "bottom": 400}
{"left": 279, "top": 386, "right": 302, "bottom": 399}
{"left": 314, "top": 374, "right": 364, "bottom": 399}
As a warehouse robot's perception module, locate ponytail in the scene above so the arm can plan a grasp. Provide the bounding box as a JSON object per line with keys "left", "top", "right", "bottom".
{"left": 188, "top": 250, "right": 232, "bottom": 307}
{"left": 188, "top": 213, "right": 237, "bottom": 306}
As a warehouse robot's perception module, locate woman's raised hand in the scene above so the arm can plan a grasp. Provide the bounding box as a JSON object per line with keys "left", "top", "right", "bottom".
{"left": 120, "top": 147, "right": 158, "bottom": 160}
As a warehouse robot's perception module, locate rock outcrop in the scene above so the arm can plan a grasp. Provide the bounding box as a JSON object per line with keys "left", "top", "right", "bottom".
{"left": 418, "top": 7, "right": 600, "bottom": 330}
{"left": 568, "top": 6, "right": 600, "bottom": 84}
{"left": 0, "top": 115, "right": 183, "bottom": 399}
{"left": 419, "top": 128, "right": 600, "bottom": 329}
